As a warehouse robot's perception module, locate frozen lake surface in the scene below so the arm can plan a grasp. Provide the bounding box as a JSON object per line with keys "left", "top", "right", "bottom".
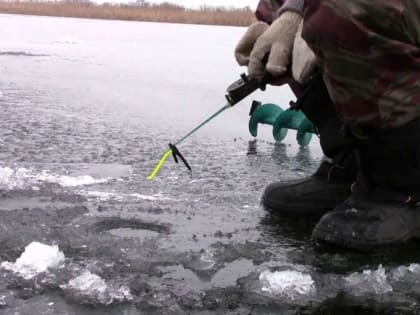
{"left": 1, "top": 13, "right": 420, "bottom": 314}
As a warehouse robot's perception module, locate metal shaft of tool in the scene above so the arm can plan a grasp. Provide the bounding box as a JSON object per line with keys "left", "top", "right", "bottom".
{"left": 174, "top": 103, "right": 231, "bottom": 146}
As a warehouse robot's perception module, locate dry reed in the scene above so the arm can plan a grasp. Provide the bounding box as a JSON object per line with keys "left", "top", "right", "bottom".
{"left": 0, "top": 1, "right": 255, "bottom": 26}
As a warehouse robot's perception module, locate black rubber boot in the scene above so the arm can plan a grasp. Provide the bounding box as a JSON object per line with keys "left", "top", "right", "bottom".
{"left": 312, "top": 117, "right": 420, "bottom": 250}
{"left": 262, "top": 74, "right": 357, "bottom": 216}
{"left": 311, "top": 188, "right": 420, "bottom": 250}
{"left": 262, "top": 160, "right": 353, "bottom": 216}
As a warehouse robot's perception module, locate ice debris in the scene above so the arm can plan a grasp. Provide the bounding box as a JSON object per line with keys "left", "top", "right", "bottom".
{"left": 60, "top": 270, "right": 132, "bottom": 305}
{"left": 39, "top": 173, "right": 108, "bottom": 187}
{"left": 0, "top": 295, "right": 6, "bottom": 307}
{"left": 392, "top": 263, "right": 420, "bottom": 280}
{"left": 344, "top": 264, "right": 393, "bottom": 295}
{"left": 259, "top": 270, "right": 315, "bottom": 299}
{"left": 0, "top": 166, "right": 108, "bottom": 190}
{"left": 1, "top": 242, "right": 65, "bottom": 279}
{"left": 82, "top": 190, "right": 170, "bottom": 202}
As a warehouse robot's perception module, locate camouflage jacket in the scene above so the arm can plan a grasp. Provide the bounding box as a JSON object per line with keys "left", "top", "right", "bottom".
{"left": 256, "top": 0, "right": 420, "bottom": 128}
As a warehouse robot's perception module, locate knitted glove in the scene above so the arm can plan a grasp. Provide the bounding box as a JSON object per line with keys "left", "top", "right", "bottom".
{"left": 292, "top": 21, "right": 318, "bottom": 83}
{"left": 234, "top": 21, "right": 269, "bottom": 66}
{"left": 247, "top": 11, "right": 302, "bottom": 80}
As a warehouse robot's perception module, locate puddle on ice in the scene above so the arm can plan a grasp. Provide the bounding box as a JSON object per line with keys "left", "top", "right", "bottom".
{"left": 1, "top": 242, "right": 65, "bottom": 279}
{"left": 212, "top": 259, "right": 255, "bottom": 288}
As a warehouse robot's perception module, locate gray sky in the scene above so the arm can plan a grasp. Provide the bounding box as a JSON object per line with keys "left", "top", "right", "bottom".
{"left": 98, "top": 0, "right": 259, "bottom": 9}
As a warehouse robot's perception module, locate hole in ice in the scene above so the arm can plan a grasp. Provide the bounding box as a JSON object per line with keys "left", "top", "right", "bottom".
{"left": 93, "top": 217, "right": 171, "bottom": 236}
{"left": 107, "top": 227, "right": 160, "bottom": 239}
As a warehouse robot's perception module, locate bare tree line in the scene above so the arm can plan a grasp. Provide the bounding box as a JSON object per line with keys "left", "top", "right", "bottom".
{"left": 0, "top": 0, "right": 254, "bottom": 26}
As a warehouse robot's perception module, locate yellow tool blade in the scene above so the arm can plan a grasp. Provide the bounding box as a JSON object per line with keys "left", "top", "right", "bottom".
{"left": 147, "top": 149, "right": 173, "bottom": 181}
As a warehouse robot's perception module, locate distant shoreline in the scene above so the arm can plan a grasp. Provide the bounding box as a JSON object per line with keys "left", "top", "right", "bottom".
{"left": 0, "top": 2, "right": 255, "bottom": 26}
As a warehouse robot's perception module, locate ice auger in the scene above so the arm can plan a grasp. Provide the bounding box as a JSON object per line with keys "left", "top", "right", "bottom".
{"left": 148, "top": 73, "right": 316, "bottom": 180}
{"left": 248, "top": 101, "right": 316, "bottom": 146}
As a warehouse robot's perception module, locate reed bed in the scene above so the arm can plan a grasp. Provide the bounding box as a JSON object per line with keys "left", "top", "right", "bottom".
{"left": 0, "top": 1, "right": 255, "bottom": 26}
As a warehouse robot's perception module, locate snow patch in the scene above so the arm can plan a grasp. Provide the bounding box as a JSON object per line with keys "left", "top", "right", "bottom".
{"left": 0, "top": 166, "right": 109, "bottom": 190}
{"left": 1, "top": 242, "right": 65, "bottom": 279}
{"left": 259, "top": 270, "right": 315, "bottom": 299}
{"left": 60, "top": 270, "right": 132, "bottom": 305}
{"left": 38, "top": 173, "right": 108, "bottom": 187}
{"left": 344, "top": 264, "right": 393, "bottom": 295}
{"left": 82, "top": 190, "right": 171, "bottom": 202}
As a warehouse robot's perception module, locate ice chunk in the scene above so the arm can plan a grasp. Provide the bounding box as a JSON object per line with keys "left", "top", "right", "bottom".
{"left": 0, "top": 295, "right": 6, "bottom": 307}
{"left": 0, "top": 167, "right": 27, "bottom": 189}
{"left": 60, "top": 270, "right": 132, "bottom": 305}
{"left": 259, "top": 270, "right": 315, "bottom": 299}
{"left": 1, "top": 242, "right": 65, "bottom": 279}
{"left": 344, "top": 264, "right": 393, "bottom": 295}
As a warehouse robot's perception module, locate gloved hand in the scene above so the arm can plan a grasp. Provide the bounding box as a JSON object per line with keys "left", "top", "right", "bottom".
{"left": 235, "top": 12, "right": 318, "bottom": 83}
{"left": 235, "top": 11, "right": 302, "bottom": 80}
{"left": 292, "top": 21, "right": 318, "bottom": 83}
{"left": 234, "top": 21, "right": 269, "bottom": 67}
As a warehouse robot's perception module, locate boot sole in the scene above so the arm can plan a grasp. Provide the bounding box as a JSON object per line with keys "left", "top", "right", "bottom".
{"left": 312, "top": 225, "right": 420, "bottom": 251}
{"left": 262, "top": 197, "right": 333, "bottom": 217}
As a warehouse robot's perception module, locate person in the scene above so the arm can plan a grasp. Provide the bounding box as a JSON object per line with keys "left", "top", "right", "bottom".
{"left": 234, "top": 0, "right": 420, "bottom": 250}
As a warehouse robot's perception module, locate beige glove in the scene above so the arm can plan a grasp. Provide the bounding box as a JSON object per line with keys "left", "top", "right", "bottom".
{"left": 292, "top": 21, "right": 318, "bottom": 83}
{"left": 235, "top": 21, "right": 269, "bottom": 66}
{"left": 234, "top": 11, "right": 302, "bottom": 80}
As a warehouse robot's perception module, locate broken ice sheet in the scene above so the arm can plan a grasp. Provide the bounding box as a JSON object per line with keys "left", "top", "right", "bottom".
{"left": 1, "top": 242, "right": 65, "bottom": 279}
{"left": 60, "top": 270, "right": 132, "bottom": 306}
